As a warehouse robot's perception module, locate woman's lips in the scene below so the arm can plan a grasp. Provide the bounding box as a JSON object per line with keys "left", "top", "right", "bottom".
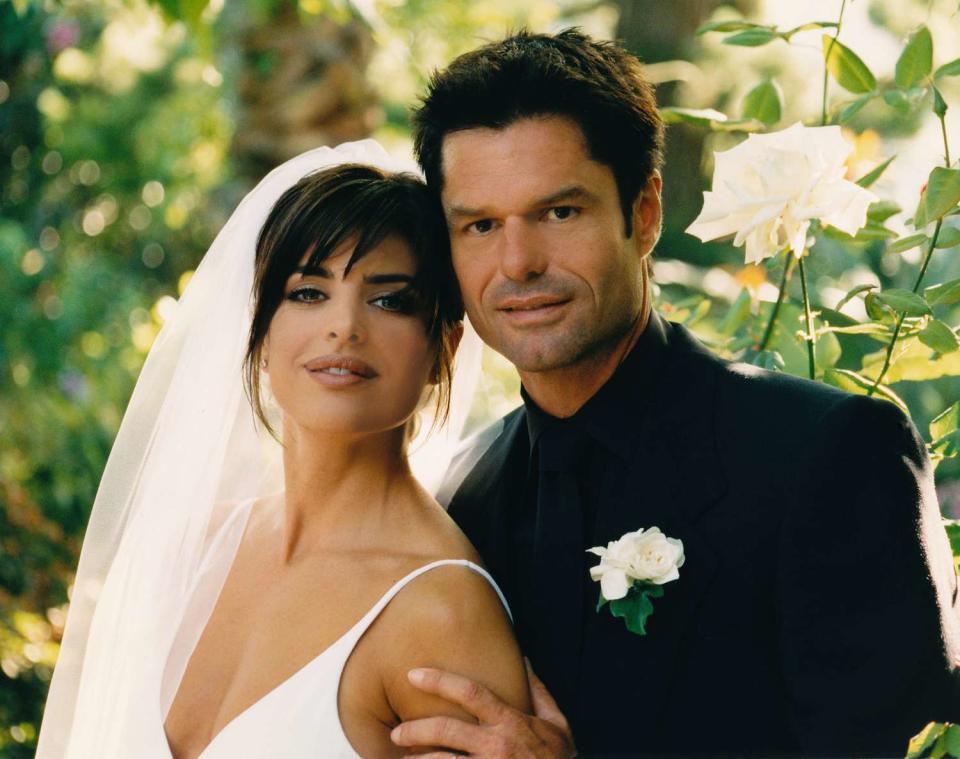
{"left": 303, "top": 355, "right": 378, "bottom": 387}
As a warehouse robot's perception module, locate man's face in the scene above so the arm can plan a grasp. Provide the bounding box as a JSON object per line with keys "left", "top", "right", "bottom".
{"left": 440, "top": 116, "right": 661, "bottom": 373}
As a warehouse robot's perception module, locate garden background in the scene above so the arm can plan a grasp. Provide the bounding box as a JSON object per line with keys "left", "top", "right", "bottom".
{"left": 2, "top": 0, "right": 959, "bottom": 755}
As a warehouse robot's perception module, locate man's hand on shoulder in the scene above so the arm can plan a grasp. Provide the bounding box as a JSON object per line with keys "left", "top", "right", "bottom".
{"left": 390, "top": 660, "right": 576, "bottom": 759}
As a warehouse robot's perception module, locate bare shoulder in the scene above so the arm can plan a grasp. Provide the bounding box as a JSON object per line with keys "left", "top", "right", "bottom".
{"left": 371, "top": 561, "right": 531, "bottom": 720}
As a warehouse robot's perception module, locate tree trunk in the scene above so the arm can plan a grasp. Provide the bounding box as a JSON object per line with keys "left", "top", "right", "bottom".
{"left": 613, "top": 0, "right": 756, "bottom": 258}
{"left": 232, "top": 5, "right": 380, "bottom": 180}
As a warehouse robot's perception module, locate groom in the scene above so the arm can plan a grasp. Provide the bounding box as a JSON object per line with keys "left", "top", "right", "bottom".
{"left": 391, "top": 29, "right": 960, "bottom": 758}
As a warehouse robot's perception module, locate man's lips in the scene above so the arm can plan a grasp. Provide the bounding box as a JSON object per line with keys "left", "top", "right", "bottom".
{"left": 497, "top": 295, "right": 571, "bottom": 312}
{"left": 303, "top": 355, "right": 378, "bottom": 384}
{"left": 496, "top": 295, "right": 572, "bottom": 327}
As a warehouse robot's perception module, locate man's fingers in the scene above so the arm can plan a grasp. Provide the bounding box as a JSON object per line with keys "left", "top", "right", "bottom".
{"left": 524, "top": 658, "right": 571, "bottom": 733}
{"left": 406, "top": 667, "right": 512, "bottom": 724}
{"left": 390, "top": 715, "right": 483, "bottom": 751}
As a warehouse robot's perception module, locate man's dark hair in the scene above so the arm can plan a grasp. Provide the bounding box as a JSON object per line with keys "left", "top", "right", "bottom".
{"left": 412, "top": 28, "right": 665, "bottom": 236}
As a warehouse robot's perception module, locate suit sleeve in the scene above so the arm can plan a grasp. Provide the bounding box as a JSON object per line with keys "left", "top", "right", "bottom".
{"left": 778, "top": 394, "right": 960, "bottom": 756}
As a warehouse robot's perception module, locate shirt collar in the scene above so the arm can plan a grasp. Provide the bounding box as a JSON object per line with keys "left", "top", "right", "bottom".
{"left": 522, "top": 310, "right": 670, "bottom": 460}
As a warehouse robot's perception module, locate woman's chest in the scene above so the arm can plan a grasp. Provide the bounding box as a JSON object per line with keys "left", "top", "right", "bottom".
{"left": 163, "top": 554, "right": 402, "bottom": 758}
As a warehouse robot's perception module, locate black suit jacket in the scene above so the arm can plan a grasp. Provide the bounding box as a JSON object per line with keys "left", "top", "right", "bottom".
{"left": 445, "top": 313, "right": 960, "bottom": 758}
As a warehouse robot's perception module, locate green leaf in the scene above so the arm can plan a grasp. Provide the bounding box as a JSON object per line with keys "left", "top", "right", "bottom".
{"left": 943, "top": 521, "right": 960, "bottom": 554}
{"left": 936, "top": 226, "right": 960, "bottom": 249}
{"left": 749, "top": 349, "right": 785, "bottom": 371}
{"left": 862, "top": 336, "right": 960, "bottom": 382}
{"left": 741, "top": 80, "right": 783, "bottom": 126}
{"left": 931, "top": 402, "right": 960, "bottom": 442}
{"left": 783, "top": 20, "right": 838, "bottom": 38}
{"left": 926, "top": 279, "right": 960, "bottom": 306}
{"left": 917, "top": 168, "right": 960, "bottom": 227}
{"left": 883, "top": 89, "right": 912, "bottom": 112}
{"left": 895, "top": 26, "right": 933, "bottom": 89}
{"left": 822, "top": 35, "right": 877, "bottom": 94}
{"left": 710, "top": 118, "right": 766, "bottom": 133}
{"left": 696, "top": 20, "right": 761, "bottom": 35}
{"left": 835, "top": 284, "right": 876, "bottom": 311}
{"left": 857, "top": 156, "right": 896, "bottom": 188}
{"left": 721, "top": 289, "right": 753, "bottom": 336}
{"left": 821, "top": 322, "right": 893, "bottom": 340}
{"left": 816, "top": 331, "right": 842, "bottom": 370}
{"left": 935, "top": 58, "right": 960, "bottom": 78}
{"left": 607, "top": 584, "right": 665, "bottom": 636}
{"left": 934, "top": 85, "right": 948, "bottom": 119}
{"left": 908, "top": 723, "right": 947, "bottom": 759}
{"left": 920, "top": 320, "right": 960, "bottom": 354}
{"left": 822, "top": 369, "right": 908, "bottom": 414}
{"left": 944, "top": 723, "right": 960, "bottom": 756}
{"left": 876, "top": 288, "right": 932, "bottom": 316}
{"left": 888, "top": 233, "right": 929, "bottom": 253}
{"left": 865, "top": 291, "right": 896, "bottom": 322}
{"left": 660, "top": 107, "right": 728, "bottom": 127}
{"left": 836, "top": 93, "right": 874, "bottom": 124}
{"left": 867, "top": 199, "right": 900, "bottom": 222}
{"left": 725, "top": 28, "right": 780, "bottom": 47}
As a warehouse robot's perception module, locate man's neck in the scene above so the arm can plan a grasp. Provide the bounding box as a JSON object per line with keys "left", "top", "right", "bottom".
{"left": 519, "top": 304, "right": 651, "bottom": 418}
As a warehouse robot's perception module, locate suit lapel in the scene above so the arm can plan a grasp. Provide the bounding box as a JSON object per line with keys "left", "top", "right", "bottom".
{"left": 579, "top": 321, "right": 727, "bottom": 744}
{"left": 447, "top": 408, "right": 528, "bottom": 597}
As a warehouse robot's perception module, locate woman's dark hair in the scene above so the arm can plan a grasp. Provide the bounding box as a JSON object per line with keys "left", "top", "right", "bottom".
{"left": 243, "top": 164, "right": 463, "bottom": 437}
{"left": 412, "top": 28, "right": 665, "bottom": 237}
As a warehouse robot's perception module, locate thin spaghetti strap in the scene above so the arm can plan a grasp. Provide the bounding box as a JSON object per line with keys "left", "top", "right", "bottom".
{"left": 456, "top": 560, "right": 513, "bottom": 623}
{"left": 351, "top": 559, "right": 513, "bottom": 637}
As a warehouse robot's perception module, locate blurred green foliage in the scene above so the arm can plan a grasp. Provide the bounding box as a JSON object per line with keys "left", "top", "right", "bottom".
{"left": 1, "top": 0, "right": 958, "bottom": 755}
{"left": 1, "top": 1, "right": 233, "bottom": 753}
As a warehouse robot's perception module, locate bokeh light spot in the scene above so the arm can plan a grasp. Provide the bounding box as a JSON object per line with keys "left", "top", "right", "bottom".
{"left": 142, "top": 180, "right": 165, "bottom": 207}
{"left": 142, "top": 242, "right": 164, "bottom": 268}
{"left": 21, "top": 249, "right": 45, "bottom": 276}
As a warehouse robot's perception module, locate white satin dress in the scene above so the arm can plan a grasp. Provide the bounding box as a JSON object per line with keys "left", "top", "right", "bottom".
{"left": 159, "top": 500, "right": 511, "bottom": 759}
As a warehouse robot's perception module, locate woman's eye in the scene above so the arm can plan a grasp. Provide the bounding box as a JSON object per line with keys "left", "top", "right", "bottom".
{"left": 466, "top": 219, "right": 495, "bottom": 235}
{"left": 371, "top": 292, "right": 412, "bottom": 313}
{"left": 545, "top": 206, "right": 579, "bottom": 222}
{"left": 286, "top": 286, "right": 325, "bottom": 303}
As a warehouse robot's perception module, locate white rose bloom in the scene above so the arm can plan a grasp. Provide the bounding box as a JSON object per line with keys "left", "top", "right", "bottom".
{"left": 685, "top": 122, "right": 877, "bottom": 264}
{"left": 587, "top": 527, "right": 685, "bottom": 601}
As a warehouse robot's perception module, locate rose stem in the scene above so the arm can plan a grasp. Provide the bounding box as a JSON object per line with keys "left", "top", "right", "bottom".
{"left": 868, "top": 111, "right": 951, "bottom": 396}
{"left": 821, "top": 0, "right": 848, "bottom": 126}
{"left": 798, "top": 254, "right": 817, "bottom": 379}
{"left": 758, "top": 253, "right": 795, "bottom": 352}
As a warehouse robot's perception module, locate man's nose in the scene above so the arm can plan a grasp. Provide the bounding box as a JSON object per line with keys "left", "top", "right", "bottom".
{"left": 500, "top": 218, "right": 548, "bottom": 282}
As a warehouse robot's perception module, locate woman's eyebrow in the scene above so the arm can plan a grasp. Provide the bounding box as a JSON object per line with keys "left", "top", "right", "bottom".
{"left": 362, "top": 273, "right": 417, "bottom": 285}
{"left": 291, "top": 266, "right": 415, "bottom": 285}
{"left": 292, "top": 264, "right": 333, "bottom": 278}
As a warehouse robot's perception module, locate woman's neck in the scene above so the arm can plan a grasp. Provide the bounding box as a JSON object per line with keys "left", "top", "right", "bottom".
{"left": 276, "top": 423, "right": 419, "bottom": 563}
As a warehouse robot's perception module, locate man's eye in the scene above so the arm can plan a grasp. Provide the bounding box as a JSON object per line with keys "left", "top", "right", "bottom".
{"left": 287, "top": 287, "right": 325, "bottom": 303}
{"left": 545, "top": 206, "right": 579, "bottom": 222}
{"left": 466, "top": 219, "right": 495, "bottom": 235}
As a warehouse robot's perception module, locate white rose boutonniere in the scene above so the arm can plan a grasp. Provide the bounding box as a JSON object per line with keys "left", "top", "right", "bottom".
{"left": 587, "top": 527, "right": 685, "bottom": 636}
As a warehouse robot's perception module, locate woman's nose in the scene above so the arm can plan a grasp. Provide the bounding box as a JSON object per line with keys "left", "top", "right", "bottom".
{"left": 324, "top": 298, "right": 365, "bottom": 345}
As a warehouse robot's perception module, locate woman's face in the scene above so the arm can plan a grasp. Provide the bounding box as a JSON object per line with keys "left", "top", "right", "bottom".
{"left": 263, "top": 235, "right": 437, "bottom": 439}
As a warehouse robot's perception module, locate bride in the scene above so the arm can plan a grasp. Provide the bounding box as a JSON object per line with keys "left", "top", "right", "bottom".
{"left": 36, "top": 142, "right": 530, "bottom": 758}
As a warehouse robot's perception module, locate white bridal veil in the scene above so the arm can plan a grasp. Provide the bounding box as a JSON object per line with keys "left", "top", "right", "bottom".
{"left": 35, "top": 140, "right": 483, "bottom": 757}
